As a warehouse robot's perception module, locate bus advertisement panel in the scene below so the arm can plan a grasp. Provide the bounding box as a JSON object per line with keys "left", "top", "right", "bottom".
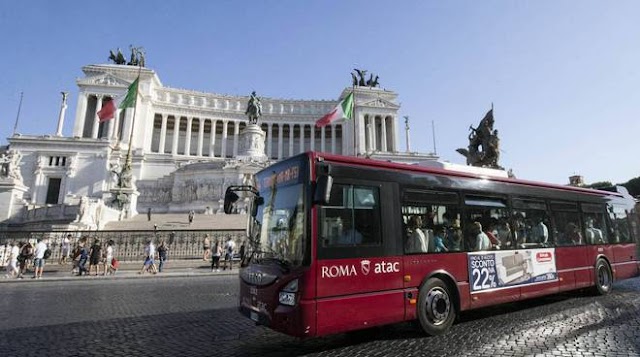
{"left": 468, "top": 248, "right": 557, "bottom": 292}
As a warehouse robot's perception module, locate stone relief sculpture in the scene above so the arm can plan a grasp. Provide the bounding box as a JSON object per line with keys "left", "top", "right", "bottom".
{"left": 456, "top": 109, "right": 503, "bottom": 169}
{"left": 245, "top": 91, "right": 262, "bottom": 124}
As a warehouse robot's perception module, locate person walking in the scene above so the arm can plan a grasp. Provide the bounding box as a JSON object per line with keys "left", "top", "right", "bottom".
{"left": 103, "top": 240, "right": 114, "bottom": 276}
{"left": 139, "top": 239, "right": 157, "bottom": 274}
{"left": 88, "top": 239, "right": 103, "bottom": 276}
{"left": 4, "top": 241, "right": 19, "bottom": 278}
{"left": 32, "top": 238, "right": 48, "bottom": 279}
{"left": 59, "top": 234, "right": 71, "bottom": 265}
{"left": 239, "top": 241, "right": 246, "bottom": 262}
{"left": 211, "top": 240, "right": 222, "bottom": 272}
{"left": 147, "top": 207, "right": 152, "bottom": 221}
{"left": 223, "top": 237, "right": 236, "bottom": 271}
{"left": 157, "top": 240, "right": 168, "bottom": 273}
{"left": 76, "top": 238, "right": 89, "bottom": 276}
{"left": 202, "top": 234, "right": 211, "bottom": 261}
{"left": 188, "top": 210, "right": 195, "bottom": 225}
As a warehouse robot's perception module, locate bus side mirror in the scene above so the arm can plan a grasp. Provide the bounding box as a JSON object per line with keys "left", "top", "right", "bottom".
{"left": 314, "top": 175, "right": 333, "bottom": 205}
{"left": 251, "top": 196, "right": 264, "bottom": 217}
{"left": 224, "top": 189, "right": 240, "bottom": 214}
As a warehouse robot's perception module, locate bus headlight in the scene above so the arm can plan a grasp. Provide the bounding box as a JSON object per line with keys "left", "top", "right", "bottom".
{"left": 279, "top": 279, "right": 298, "bottom": 306}
{"left": 279, "top": 291, "right": 296, "bottom": 306}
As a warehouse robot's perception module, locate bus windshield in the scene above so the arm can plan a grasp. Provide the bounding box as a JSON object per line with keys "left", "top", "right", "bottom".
{"left": 251, "top": 180, "right": 306, "bottom": 268}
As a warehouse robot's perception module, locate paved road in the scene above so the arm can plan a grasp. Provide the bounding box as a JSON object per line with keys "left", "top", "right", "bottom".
{"left": 0, "top": 276, "right": 639, "bottom": 357}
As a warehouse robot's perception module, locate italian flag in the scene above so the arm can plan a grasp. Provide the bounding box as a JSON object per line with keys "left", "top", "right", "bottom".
{"left": 97, "top": 78, "right": 139, "bottom": 122}
{"left": 315, "top": 91, "right": 354, "bottom": 128}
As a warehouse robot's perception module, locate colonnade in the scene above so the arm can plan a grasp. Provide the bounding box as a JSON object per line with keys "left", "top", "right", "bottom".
{"left": 75, "top": 94, "right": 397, "bottom": 159}
{"left": 150, "top": 114, "right": 345, "bottom": 160}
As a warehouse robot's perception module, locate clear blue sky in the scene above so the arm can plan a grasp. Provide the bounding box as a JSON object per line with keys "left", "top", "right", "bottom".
{"left": 1, "top": 1, "right": 639, "bottom": 185}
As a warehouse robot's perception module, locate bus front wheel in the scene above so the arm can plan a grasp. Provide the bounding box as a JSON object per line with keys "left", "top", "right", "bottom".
{"left": 593, "top": 259, "right": 613, "bottom": 295}
{"left": 417, "top": 278, "right": 456, "bottom": 336}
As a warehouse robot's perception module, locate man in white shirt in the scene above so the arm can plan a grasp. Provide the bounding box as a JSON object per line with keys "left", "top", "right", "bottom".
{"left": 531, "top": 219, "right": 549, "bottom": 244}
{"left": 473, "top": 222, "right": 491, "bottom": 251}
{"left": 33, "top": 238, "right": 48, "bottom": 279}
{"left": 223, "top": 238, "right": 236, "bottom": 270}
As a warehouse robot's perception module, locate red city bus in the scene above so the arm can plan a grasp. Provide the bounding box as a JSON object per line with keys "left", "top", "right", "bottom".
{"left": 224, "top": 152, "right": 639, "bottom": 338}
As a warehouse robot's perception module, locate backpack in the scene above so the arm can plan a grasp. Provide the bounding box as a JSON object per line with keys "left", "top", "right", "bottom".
{"left": 43, "top": 249, "right": 52, "bottom": 259}
{"left": 21, "top": 244, "right": 33, "bottom": 257}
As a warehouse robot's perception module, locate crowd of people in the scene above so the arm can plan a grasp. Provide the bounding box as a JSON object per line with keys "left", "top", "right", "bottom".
{"left": 4, "top": 233, "right": 245, "bottom": 279}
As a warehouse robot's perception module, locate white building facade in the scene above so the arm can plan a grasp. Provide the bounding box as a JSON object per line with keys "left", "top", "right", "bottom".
{"left": 1, "top": 63, "right": 436, "bottom": 230}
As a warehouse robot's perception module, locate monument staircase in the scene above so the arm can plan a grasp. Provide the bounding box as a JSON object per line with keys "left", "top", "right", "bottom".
{"left": 102, "top": 212, "right": 247, "bottom": 231}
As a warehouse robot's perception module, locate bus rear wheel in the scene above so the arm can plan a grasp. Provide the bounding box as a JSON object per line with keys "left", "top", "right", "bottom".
{"left": 417, "top": 278, "right": 456, "bottom": 336}
{"left": 593, "top": 259, "right": 613, "bottom": 295}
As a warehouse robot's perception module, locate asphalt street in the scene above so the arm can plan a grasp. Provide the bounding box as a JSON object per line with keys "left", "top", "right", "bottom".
{"left": 0, "top": 275, "right": 639, "bottom": 357}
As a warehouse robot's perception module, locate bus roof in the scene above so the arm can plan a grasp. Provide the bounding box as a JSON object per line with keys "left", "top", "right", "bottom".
{"left": 310, "top": 152, "right": 625, "bottom": 199}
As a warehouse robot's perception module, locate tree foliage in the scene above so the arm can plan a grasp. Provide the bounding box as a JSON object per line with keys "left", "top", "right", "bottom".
{"left": 622, "top": 176, "right": 640, "bottom": 197}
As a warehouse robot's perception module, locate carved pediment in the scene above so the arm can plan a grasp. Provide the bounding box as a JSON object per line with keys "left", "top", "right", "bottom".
{"left": 359, "top": 98, "right": 399, "bottom": 109}
{"left": 78, "top": 73, "right": 131, "bottom": 88}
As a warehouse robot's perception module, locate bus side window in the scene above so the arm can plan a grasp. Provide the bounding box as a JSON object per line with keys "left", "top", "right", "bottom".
{"left": 319, "top": 183, "right": 381, "bottom": 247}
{"left": 607, "top": 205, "right": 631, "bottom": 243}
{"left": 511, "top": 199, "right": 552, "bottom": 249}
{"left": 463, "top": 196, "right": 508, "bottom": 251}
{"left": 550, "top": 202, "right": 582, "bottom": 246}
{"left": 581, "top": 204, "right": 608, "bottom": 245}
{"left": 402, "top": 202, "right": 461, "bottom": 254}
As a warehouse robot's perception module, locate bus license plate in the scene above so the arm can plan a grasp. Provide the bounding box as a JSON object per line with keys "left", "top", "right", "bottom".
{"left": 250, "top": 311, "right": 259, "bottom": 322}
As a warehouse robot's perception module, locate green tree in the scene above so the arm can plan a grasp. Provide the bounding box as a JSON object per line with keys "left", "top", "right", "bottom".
{"left": 622, "top": 176, "right": 640, "bottom": 197}
{"left": 584, "top": 181, "right": 614, "bottom": 190}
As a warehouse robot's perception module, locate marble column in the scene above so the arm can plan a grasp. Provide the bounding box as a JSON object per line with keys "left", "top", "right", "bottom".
{"left": 381, "top": 116, "right": 388, "bottom": 152}
{"left": 277, "top": 124, "right": 283, "bottom": 159}
{"left": 92, "top": 95, "right": 103, "bottom": 139}
{"left": 267, "top": 123, "right": 273, "bottom": 158}
{"left": 159, "top": 114, "right": 167, "bottom": 154}
{"left": 288, "top": 124, "right": 294, "bottom": 157}
{"left": 310, "top": 125, "right": 315, "bottom": 151}
{"left": 221, "top": 120, "right": 228, "bottom": 158}
{"left": 73, "top": 93, "right": 88, "bottom": 137}
{"left": 372, "top": 116, "right": 378, "bottom": 152}
{"left": 55, "top": 92, "right": 68, "bottom": 136}
{"left": 321, "top": 126, "right": 326, "bottom": 152}
{"left": 331, "top": 124, "right": 336, "bottom": 154}
{"left": 233, "top": 121, "right": 240, "bottom": 157}
{"left": 172, "top": 115, "right": 180, "bottom": 155}
{"left": 184, "top": 116, "right": 193, "bottom": 156}
{"left": 299, "top": 125, "right": 305, "bottom": 153}
{"left": 197, "top": 117, "right": 204, "bottom": 156}
{"left": 209, "top": 119, "right": 217, "bottom": 157}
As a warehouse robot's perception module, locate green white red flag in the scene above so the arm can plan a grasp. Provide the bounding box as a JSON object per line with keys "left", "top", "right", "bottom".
{"left": 315, "top": 91, "right": 354, "bottom": 128}
{"left": 97, "top": 78, "right": 139, "bottom": 122}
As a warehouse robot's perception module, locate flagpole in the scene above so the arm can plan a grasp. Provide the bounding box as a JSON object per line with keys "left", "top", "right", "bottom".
{"left": 12, "top": 92, "right": 24, "bottom": 136}
{"left": 352, "top": 84, "right": 357, "bottom": 157}
{"left": 125, "top": 64, "right": 143, "bottom": 169}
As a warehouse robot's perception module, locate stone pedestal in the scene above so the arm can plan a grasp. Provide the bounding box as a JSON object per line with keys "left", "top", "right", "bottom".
{"left": 109, "top": 187, "right": 140, "bottom": 220}
{"left": 237, "top": 124, "right": 268, "bottom": 162}
{"left": 0, "top": 179, "right": 29, "bottom": 221}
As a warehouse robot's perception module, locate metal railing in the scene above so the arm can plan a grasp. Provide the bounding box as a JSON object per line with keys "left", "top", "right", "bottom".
{"left": 0, "top": 229, "right": 245, "bottom": 264}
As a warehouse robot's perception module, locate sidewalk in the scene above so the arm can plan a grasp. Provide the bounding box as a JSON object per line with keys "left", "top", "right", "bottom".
{"left": 0, "top": 259, "right": 239, "bottom": 283}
